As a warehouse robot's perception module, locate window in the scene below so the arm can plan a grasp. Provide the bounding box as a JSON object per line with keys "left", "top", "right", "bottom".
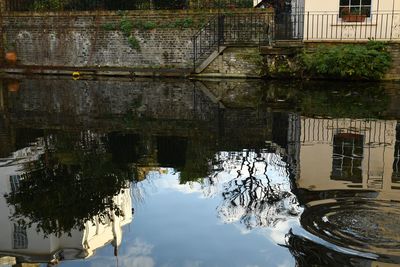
{"left": 331, "top": 133, "right": 364, "bottom": 183}
{"left": 13, "top": 224, "right": 28, "bottom": 249}
{"left": 9, "top": 175, "right": 21, "bottom": 193}
{"left": 339, "top": 0, "right": 372, "bottom": 18}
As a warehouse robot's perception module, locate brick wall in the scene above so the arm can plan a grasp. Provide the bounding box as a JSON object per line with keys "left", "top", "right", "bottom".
{"left": 2, "top": 12, "right": 212, "bottom": 69}
{"left": 384, "top": 43, "right": 400, "bottom": 80}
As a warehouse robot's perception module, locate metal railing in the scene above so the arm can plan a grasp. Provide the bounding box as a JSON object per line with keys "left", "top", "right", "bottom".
{"left": 302, "top": 11, "right": 400, "bottom": 41}
{"left": 192, "top": 13, "right": 271, "bottom": 70}
{"left": 192, "top": 15, "right": 222, "bottom": 70}
{"left": 4, "top": 0, "right": 253, "bottom": 12}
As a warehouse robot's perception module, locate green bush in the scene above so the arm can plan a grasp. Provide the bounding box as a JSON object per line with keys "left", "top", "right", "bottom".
{"left": 301, "top": 41, "right": 392, "bottom": 80}
{"left": 170, "top": 18, "right": 194, "bottom": 28}
{"left": 127, "top": 35, "right": 141, "bottom": 51}
{"left": 120, "top": 17, "right": 134, "bottom": 37}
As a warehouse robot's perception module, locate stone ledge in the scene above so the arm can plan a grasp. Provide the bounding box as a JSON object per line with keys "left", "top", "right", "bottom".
{"left": 1, "top": 66, "right": 192, "bottom": 78}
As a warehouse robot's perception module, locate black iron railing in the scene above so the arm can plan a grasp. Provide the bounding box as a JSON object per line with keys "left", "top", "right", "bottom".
{"left": 302, "top": 11, "right": 400, "bottom": 41}
{"left": 192, "top": 15, "right": 221, "bottom": 70}
{"left": 192, "top": 13, "right": 271, "bottom": 70}
{"left": 4, "top": 0, "right": 253, "bottom": 12}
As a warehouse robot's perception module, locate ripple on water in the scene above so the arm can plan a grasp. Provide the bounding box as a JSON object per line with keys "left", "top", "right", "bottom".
{"left": 301, "top": 198, "right": 400, "bottom": 260}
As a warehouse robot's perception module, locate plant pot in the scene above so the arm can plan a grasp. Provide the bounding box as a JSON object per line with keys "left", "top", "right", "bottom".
{"left": 342, "top": 14, "right": 367, "bottom": 23}
{"left": 7, "top": 80, "right": 19, "bottom": 93}
{"left": 5, "top": 51, "right": 17, "bottom": 65}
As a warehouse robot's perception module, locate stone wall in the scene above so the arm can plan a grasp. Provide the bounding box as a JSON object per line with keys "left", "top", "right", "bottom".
{"left": 202, "top": 47, "right": 264, "bottom": 78}
{"left": 2, "top": 12, "right": 211, "bottom": 69}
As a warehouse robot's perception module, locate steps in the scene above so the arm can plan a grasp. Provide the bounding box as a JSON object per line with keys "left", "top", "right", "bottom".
{"left": 194, "top": 46, "right": 226, "bottom": 74}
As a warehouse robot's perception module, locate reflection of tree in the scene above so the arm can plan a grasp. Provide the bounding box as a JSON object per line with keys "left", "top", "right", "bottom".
{"left": 215, "top": 150, "right": 300, "bottom": 229}
{"left": 5, "top": 132, "right": 134, "bottom": 237}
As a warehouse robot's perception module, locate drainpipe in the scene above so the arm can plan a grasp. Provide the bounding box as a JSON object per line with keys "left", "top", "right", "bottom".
{"left": 0, "top": 0, "right": 4, "bottom": 66}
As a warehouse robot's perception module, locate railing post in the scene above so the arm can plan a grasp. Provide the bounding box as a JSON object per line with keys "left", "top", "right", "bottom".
{"left": 218, "top": 14, "right": 225, "bottom": 51}
{"left": 193, "top": 36, "right": 196, "bottom": 71}
{"left": 390, "top": 9, "right": 395, "bottom": 41}
{"left": 306, "top": 12, "right": 309, "bottom": 40}
{"left": 0, "top": 0, "right": 4, "bottom": 67}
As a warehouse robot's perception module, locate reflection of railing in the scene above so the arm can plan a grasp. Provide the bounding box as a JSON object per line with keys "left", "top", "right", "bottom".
{"left": 300, "top": 118, "right": 395, "bottom": 146}
{"left": 4, "top": 0, "right": 253, "bottom": 12}
{"left": 302, "top": 12, "right": 400, "bottom": 41}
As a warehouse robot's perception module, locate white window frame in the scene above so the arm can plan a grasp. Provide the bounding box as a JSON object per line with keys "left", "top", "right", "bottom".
{"left": 13, "top": 224, "right": 28, "bottom": 249}
{"left": 339, "top": 0, "right": 372, "bottom": 18}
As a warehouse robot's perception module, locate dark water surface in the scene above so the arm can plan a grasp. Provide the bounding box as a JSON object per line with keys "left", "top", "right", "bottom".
{"left": 0, "top": 76, "right": 400, "bottom": 267}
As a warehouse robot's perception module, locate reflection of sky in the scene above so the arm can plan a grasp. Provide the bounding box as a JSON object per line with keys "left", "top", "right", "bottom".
{"left": 60, "top": 151, "right": 298, "bottom": 267}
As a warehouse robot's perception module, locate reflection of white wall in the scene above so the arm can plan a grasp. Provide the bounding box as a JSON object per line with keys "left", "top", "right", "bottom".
{"left": 298, "top": 117, "right": 398, "bottom": 200}
{"left": 0, "top": 144, "right": 132, "bottom": 263}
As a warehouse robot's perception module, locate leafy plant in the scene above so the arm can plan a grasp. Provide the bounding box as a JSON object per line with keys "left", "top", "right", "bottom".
{"left": 170, "top": 18, "right": 194, "bottom": 28}
{"left": 301, "top": 41, "right": 392, "bottom": 80}
{"left": 133, "top": 20, "right": 157, "bottom": 30}
{"left": 101, "top": 22, "right": 117, "bottom": 31}
{"left": 120, "top": 16, "right": 134, "bottom": 37}
{"left": 128, "top": 35, "right": 141, "bottom": 51}
{"left": 31, "top": 0, "right": 66, "bottom": 11}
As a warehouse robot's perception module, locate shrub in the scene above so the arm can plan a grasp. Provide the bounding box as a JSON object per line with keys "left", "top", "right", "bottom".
{"left": 127, "top": 35, "right": 141, "bottom": 51}
{"left": 301, "top": 41, "right": 392, "bottom": 80}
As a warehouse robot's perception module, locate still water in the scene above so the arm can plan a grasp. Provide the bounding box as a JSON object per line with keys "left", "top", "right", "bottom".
{"left": 0, "top": 77, "right": 400, "bottom": 267}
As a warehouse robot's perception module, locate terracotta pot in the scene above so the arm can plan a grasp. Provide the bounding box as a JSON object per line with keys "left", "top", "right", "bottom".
{"left": 5, "top": 51, "right": 17, "bottom": 65}
{"left": 7, "top": 80, "right": 19, "bottom": 93}
{"left": 342, "top": 14, "right": 367, "bottom": 23}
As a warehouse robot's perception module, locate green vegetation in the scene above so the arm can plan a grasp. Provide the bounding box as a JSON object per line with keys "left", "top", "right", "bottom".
{"left": 301, "top": 41, "right": 392, "bottom": 80}
{"left": 120, "top": 16, "right": 134, "bottom": 36}
{"left": 127, "top": 35, "right": 141, "bottom": 51}
{"left": 168, "top": 18, "right": 194, "bottom": 28}
{"left": 31, "top": 0, "right": 65, "bottom": 11}
{"left": 101, "top": 22, "right": 117, "bottom": 31}
{"left": 134, "top": 20, "right": 157, "bottom": 30}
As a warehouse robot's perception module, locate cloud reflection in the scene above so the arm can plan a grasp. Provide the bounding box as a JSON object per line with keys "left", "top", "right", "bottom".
{"left": 90, "top": 238, "right": 155, "bottom": 267}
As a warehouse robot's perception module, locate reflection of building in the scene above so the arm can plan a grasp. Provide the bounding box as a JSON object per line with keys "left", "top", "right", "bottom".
{"left": 297, "top": 117, "right": 400, "bottom": 199}
{"left": 290, "top": 117, "right": 400, "bottom": 264}
{"left": 0, "top": 146, "right": 132, "bottom": 265}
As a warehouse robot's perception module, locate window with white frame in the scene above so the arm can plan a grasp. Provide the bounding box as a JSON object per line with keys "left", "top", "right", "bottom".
{"left": 339, "top": 0, "right": 372, "bottom": 18}
{"left": 13, "top": 224, "right": 28, "bottom": 249}
{"left": 10, "top": 175, "right": 21, "bottom": 193}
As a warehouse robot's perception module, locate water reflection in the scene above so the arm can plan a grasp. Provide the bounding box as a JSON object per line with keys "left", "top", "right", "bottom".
{"left": 0, "top": 132, "right": 133, "bottom": 265}
{"left": 293, "top": 116, "right": 400, "bottom": 264}
{"left": 1, "top": 77, "right": 400, "bottom": 266}
{"left": 211, "top": 150, "right": 301, "bottom": 229}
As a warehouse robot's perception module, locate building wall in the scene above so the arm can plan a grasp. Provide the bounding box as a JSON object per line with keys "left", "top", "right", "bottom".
{"left": 304, "top": 0, "right": 400, "bottom": 13}
{"left": 303, "top": 0, "right": 400, "bottom": 41}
